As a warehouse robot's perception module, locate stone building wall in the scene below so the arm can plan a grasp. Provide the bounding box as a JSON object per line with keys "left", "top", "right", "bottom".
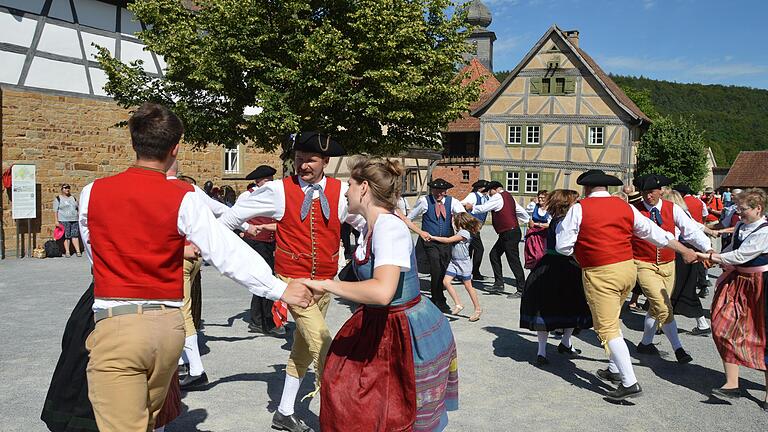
{"left": 0, "top": 87, "right": 280, "bottom": 257}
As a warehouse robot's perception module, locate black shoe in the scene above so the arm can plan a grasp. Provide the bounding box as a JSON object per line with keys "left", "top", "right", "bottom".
{"left": 762, "top": 400, "right": 768, "bottom": 412}
{"left": 710, "top": 387, "right": 741, "bottom": 400}
{"left": 272, "top": 411, "right": 314, "bottom": 432}
{"left": 473, "top": 274, "right": 486, "bottom": 281}
{"left": 675, "top": 347, "right": 693, "bottom": 364}
{"left": 689, "top": 326, "right": 712, "bottom": 337}
{"left": 435, "top": 303, "right": 452, "bottom": 314}
{"left": 180, "top": 372, "right": 209, "bottom": 390}
{"left": 178, "top": 363, "right": 189, "bottom": 378}
{"left": 248, "top": 323, "right": 265, "bottom": 334}
{"left": 489, "top": 283, "right": 505, "bottom": 293}
{"left": 596, "top": 368, "right": 621, "bottom": 384}
{"left": 557, "top": 343, "right": 581, "bottom": 356}
{"left": 606, "top": 382, "right": 643, "bottom": 401}
{"left": 636, "top": 342, "right": 660, "bottom": 355}
{"left": 536, "top": 355, "right": 549, "bottom": 366}
{"left": 698, "top": 287, "right": 710, "bottom": 298}
{"left": 269, "top": 326, "right": 287, "bottom": 337}
{"left": 507, "top": 290, "right": 524, "bottom": 299}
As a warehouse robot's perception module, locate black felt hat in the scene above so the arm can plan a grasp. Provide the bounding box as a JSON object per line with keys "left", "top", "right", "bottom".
{"left": 576, "top": 169, "right": 623, "bottom": 187}
{"left": 472, "top": 179, "right": 488, "bottom": 190}
{"left": 427, "top": 178, "right": 454, "bottom": 190}
{"left": 635, "top": 173, "right": 672, "bottom": 191}
{"left": 245, "top": 165, "right": 277, "bottom": 181}
{"left": 293, "top": 132, "right": 346, "bottom": 157}
{"left": 673, "top": 183, "right": 694, "bottom": 196}
{"left": 486, "top": 180, "right": 504, "bottom": 190}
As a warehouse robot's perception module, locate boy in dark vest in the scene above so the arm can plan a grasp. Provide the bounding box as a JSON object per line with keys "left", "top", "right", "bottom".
{"left": 78, "top": 102, "right": 311, "bottom": 431}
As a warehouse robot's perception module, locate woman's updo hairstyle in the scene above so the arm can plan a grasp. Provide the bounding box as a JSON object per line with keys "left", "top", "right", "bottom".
{"left": 348, "top": 156, "right": 403, "bottom": 211}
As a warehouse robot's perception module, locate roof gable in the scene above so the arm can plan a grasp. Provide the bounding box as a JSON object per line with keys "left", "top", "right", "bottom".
{"left": 721, "top": 151, "right": 768, "bottom": 188}
{"left": 472, "top": 25, "right": 650, "bottom": 124}
{"left": 447, "top": 58, "right": 501, "bottom": 132}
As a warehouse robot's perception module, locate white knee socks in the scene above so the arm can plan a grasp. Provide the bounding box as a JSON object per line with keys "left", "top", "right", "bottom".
{"left": 561, "top": 328, "right": 574, "bottom": 348}
{"left": 696, "top": 316, "right": 710, "bottom": 329}
{"left": 607, "top": 337, "right": 637, "bottom": 387}
{"left": 278, "top": 374, "right": 304, "bottom": 416}
{"left": 641, "top": 313, "right": 657, "bottom": 345}
{"left": 154, "top": 427, "right": 165, "bottom": 432}
{"left": 184, "top": 334, "right": 205, "bottom": 377}
{"left": 661, "top": 321, "right": 683, "bottom": 350}
{"left": 537, "top": 331, "right": 548, "bottom": 357}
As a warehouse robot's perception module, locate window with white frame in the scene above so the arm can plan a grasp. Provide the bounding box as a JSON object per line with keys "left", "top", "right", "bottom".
{"left": 525, "top": 172, "right": 539, "bottom": 194}
{"left": 506, "top": 171, "right": 520, "bottom": 192}
{"left": 588, "top": 126, "right": 604, "bottom": 146}
{"left": 527, "top": 125, "right": 541, "bottom": 145}
{"left": 507, "top": 125, "right": 522, "bottom": 145}
{"left": 224, "top": 147, "right": 240, "bottom": 173}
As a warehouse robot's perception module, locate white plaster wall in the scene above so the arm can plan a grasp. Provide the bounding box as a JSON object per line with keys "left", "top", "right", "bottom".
{"left": 121, "top": 40, "right": 157, "bottom": 73}
{"left": 89, "top": 67, "right": 108, "bottom": 96}
{"left": 37, "top": 23, "right": 82, "bottom": 58}
{"left": 120, "top": 7, "right": 142, "bottom": 36}
{"left": 25, "top": 56, "right": 90, "bottom": 93}
{"left": 0, "top": 50, "right": 26, "bottom": 84}
{"left": 48, "top": 0, "right": 73, "bottom": 22}
{"left": 0, "top": 9, "right": 38, "bottom": 47}
{"left": 81, "top": 31, "right": 116, "bottom": 59}
{"left": 75, "top": 0, "right": 116, "bottom": 32}
{"left": 0, "top": 0, "right": 45, "bottom": 14}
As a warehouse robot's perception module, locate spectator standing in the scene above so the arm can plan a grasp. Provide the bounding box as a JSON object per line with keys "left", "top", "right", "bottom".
{"left": 722, "top": 188, "right": 732, "bottom": 207}
{"left": 53, "top": 184, "right": 82, "bottom": 257}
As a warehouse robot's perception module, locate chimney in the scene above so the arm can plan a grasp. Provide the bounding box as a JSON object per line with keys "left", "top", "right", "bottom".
{"left": 564, "top": 29, "right": 579, "bottom": 48}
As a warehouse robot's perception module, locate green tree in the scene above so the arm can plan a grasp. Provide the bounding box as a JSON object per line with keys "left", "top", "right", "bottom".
{"left": 619, "top": 85, "right": 659, "bottom": 120}
{"left": 96, "top": 0, "right": 479, "bottom": 156}
{"left": 636, "top": 115, "right": 709, "bottom": 191}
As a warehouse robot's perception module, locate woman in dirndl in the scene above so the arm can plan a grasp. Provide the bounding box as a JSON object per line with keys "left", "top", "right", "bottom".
{"left": 695, "top": 188, "right": 768, "bottom": 409}
{"left": 520, "top": 189, "right": 593, "bottom": 365}
{"left": 299, "top": 156, "right": 458, "bottom": 431}
{"left": 523, "top": 190, "right": 551, "bottom": 269}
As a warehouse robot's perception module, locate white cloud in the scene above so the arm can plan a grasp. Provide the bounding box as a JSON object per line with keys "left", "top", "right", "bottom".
{"left": 642, "top": 0, "right": 656, "bottom": 10}
{"left": 597, "top": 54, "right": 768, "bottom": 82}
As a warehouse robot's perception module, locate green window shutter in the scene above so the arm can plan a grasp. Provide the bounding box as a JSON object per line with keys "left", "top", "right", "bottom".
{"left": 540, "top": 171, "right": 555, "bottom": 191}
{"left": 529, "top": 78, "right": 541, "bottom": 94}
{"left": 564, "top": 77, "right": 576, "bottom": 94}
{"left": 490, "top": 170, "right": 505, "bottom": 183}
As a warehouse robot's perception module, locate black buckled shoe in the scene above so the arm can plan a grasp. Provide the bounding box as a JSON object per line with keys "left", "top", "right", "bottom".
{"left": 180, "top": 372, "right": 209, "bottom": 390}
{"left": 536, "top": 355, "right": 549, "bottom": 366}
{"left": 710, "top": 387, "right": 741, "bottom": 400}
{"left": 689, "top": 326, "right": 712, "bottom": 337}
{"left": 606, "top": 382, "right": 642, "bottom": 401}
{"left": 636, "top": 342, "right": 660, "bottom": 355}
{"left": 675, "top": 348, "right": 693, "bottom": 364}
{"left": 178, "top": 363, "right": 189, "bottom": 378}
{"left": 698, "top": 287, "right": 710, "bottom": 298}
{"left": 557, "top": 343, "right": 581, "bottom": 356}
{"left": 272, "top": 411, "right": 314, "bottom": 432}
{"left": 489, "top": 283, "right": 505, "bottom": 293}
{"left": 473, "top": 274, "right": 486, "bottom": 281}
{"left": 596, "top": 368, "right": 622, "bottom": 384}
{"left": 507, "top": 290, "right": 523, "bottom": 299}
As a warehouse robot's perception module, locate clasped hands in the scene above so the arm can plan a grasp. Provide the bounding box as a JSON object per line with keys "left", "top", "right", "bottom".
{"left": 282, "top": 278, "right": 332, "bottom": 308}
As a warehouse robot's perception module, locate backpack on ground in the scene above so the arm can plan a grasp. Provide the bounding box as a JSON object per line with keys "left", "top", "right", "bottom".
{"left": 44, "top": 240, "right": 63, "bottom": 258}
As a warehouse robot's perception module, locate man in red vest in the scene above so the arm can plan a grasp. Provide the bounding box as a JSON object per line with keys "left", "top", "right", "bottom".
{"left": 465, "top": 180, "right": 530, "bottom": 296}
{"left": 556, "top": 170, "right": 697, "bottom": 401}
{"left": 219, "top": 133, "right": 358, "bottom": 432}
{"left": 238, "top": 165, "right": 286, "bottom": 338}
{"left": 78, "top": 103, "right": 312, "bottom": 431}
{"left": 633, "top": 175, "right": 712, "bottom": 362}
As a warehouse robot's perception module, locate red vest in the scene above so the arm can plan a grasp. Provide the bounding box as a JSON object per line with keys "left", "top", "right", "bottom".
{"left": 574, "top": 196, "right": 635, "bottom": 268}
{"left": 683, "top": 195, "right": 704, "bottom": 224}
{"left": 491, "top": 191, "right": 520, "bottom": 233}
{"left": 275, "top": 176, "right": 342, "bottom": 279}
{"left": 242, "top": 186, "right": 277, "bottom": 243}
{"left": 631, "top": 199, "right": 675, "bottom": 263}
{"left": 89, "top": 167, "right": 192, "bottom": 300}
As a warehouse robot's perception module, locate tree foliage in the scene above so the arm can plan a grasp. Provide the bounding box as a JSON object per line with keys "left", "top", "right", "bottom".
{"left": 96, "top": 0, "right": 479, "bottom": 155}
{"left": 636, "top": 115, "right": 709, "bottom": 191}
{"left": 618, "top": 85, "right": 659, "bottom": 120}
{"left": 612, "top": 74, "right": 768, "bottom": 165}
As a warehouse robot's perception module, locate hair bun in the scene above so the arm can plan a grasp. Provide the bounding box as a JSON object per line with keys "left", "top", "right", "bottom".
{"left": 383, "top": 159, "right": 403, "bottom": 177}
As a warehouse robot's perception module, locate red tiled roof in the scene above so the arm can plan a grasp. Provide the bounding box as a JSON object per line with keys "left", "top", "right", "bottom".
{"left": 447, "top": 58, "right": 501, "bottom": 132}
{"left": 720, "top": 151, "right": 768, "bottom": 188}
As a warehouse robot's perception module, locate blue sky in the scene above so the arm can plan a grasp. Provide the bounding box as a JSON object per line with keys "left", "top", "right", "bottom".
{"left": 477, "top": 0, "right": 768, "bottom": 89}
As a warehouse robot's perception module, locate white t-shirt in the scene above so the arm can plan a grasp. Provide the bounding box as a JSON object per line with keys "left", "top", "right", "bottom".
{"left": 354, "top": 214, "right": 412, "bottom": 272}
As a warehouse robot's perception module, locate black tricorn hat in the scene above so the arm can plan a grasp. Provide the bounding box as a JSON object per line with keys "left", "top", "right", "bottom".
{"left": 293, "top": 132, "right": 346, "bottom": 157}
{"left": 673, "top": 183, "right": 694, "bottom": 196}
{"left": 635, "top": 173, "right": 672, "bottom": 191}
{"left": 486, "top": 180, "right": 504, "bottom": 190}
{"left": 627, "top": 192, "right": 642, "bottom": 204}
{"left": 427, "top": 178, "right": 454, "bottom": 190}
{"left": 472, "top": 179, "right": 488, "bottom": 190}
{"left": 245, "top": 165, "right": 277, "bottom": 181}
{"left": 576, "top": 169, "right": 623, "bottom": 187}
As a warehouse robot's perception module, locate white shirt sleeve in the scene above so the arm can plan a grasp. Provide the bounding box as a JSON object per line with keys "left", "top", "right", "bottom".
{"left": 408, "top": 196, "right": 428, "bottom": 221}
{"left": 461, "top": 193, "right": 475, "bottom": 205}
{"left": 178, "top": 193, "right": 286, "bottom": 300}
{"left": 450, "top": 197, "right": 467, "bottom": 215}
{"left": 218, "top": 180, "right": 284, "bottom": 230}
{"left": 371, "top": 215, "right": 413, "bottom": 270}
{"left": 700, "top": 199, "right": 709, "bottom": 218}
{"left": 631, "top": 205, "right": 674, "bottom": 247}
{"left": 673, "top": 204, "right": 711, "bottom": 252}
{"left": 719, "top": 223, "right": 768, "bottom": 265}
{"left": 516, "top": 202, "right": 531, "bottom": 223}
{"left": 555, "top": 203, "right": 581, "bottom": 256}
{"left": 473, "top": 193, "right": 503, "bottom": 214}
{"left": 78, "top": 182, "right": 95, "bottom": 263}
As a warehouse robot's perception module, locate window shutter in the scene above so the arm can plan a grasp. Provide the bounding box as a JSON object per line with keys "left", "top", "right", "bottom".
{"left": 529, "top": 78, "right": 541, "bottom": 94}
{"left": 564, "top": 77, "right": 576, "bottom": 94}
{"left": 540, "top": 171, "right": 555, "bottom": 191}
{"left": 490, "top": 171, "right": 505, "bottom": 183}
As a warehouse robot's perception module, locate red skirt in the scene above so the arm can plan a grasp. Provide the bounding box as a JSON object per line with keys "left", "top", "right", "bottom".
{"left": 155, "top": 368, "right": 181, "bottom": 427}
{"left": 320, "top": 297, "right": 420, "bottom": 432}
{"left": 711, "top": 267, "right": 768, "bottom": 371}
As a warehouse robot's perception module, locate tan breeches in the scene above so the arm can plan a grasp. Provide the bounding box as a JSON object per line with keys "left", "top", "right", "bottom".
{"left": 635, "top": 260, "right": 676, "bottom": 325}
{"left": 86, "top": 309, "right": 185, "bottom": 432}
{"left": 581, "top": 259, "right": 638, "bottom": 344}
{"left": 181, "top": 258, "right": 202, "bottom": 337}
